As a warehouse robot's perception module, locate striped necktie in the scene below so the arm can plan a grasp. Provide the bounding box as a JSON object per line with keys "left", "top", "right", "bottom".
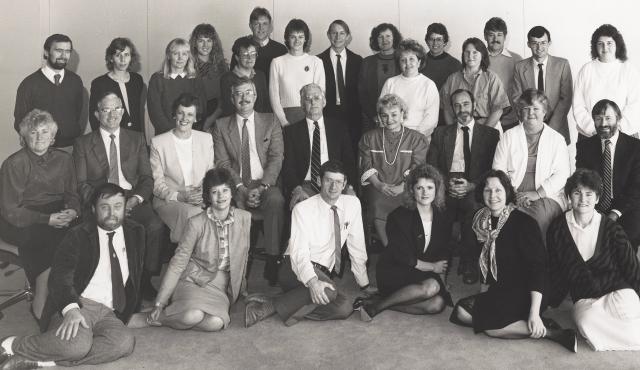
{"left": 598, "top": 139, "right": 613, "bottom": 212}
{"left": 241, "top": 119, "right": 252, "bottom": 186}
{"left": 310, "top": 121, "right": 321, "bottom": 192}
{"left": 108, "top": 134, "right": 119, "bottom": 185}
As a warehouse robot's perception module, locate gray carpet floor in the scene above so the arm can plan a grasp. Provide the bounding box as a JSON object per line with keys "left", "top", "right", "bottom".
{"left": 2, "top": 254, "right": 640, "bottom": 369}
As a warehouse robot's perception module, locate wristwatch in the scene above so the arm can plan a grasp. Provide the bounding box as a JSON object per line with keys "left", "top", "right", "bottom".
{"left": 261, "top": 183, "right": 271, "bottom": 190}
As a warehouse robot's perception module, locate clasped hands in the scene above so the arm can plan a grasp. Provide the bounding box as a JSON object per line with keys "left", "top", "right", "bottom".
{"left": 237, "top": 184, "right": 264, "bottom": 210}
{"left": 448, "top": 178, "right": 473, "bottom": 199}
{"left": 49, "top": 208, "right": 77, "bottom": 228}
{"left": 515, "top": 191, "right": 541, "bottom": 208}
{"left": 177, "top": 186, "right": 203, "bottom": 206}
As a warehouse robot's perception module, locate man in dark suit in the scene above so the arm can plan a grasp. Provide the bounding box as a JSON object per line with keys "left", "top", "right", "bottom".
{"left": 73, "top": 91, "right": 163, "bottom": 299}
{"left": 0, "top": 183, "right": 144, "bottom": 369}
{"left": 281, "top": 83, "right": 357, "bottom": 210}
{"left": 213, "top": 77, "right": 285, "bottom": 285}
{"left": 427, "top": 89, "right": 500, "bottom": 284}
{"left": 511, "top": 26, "right": 572, "bottom": 143}
{"left": 576, "top": 99, "right": 640, "bottom": 250}
{"left": 317, "top": 20, "right": 363, "bottom": 155}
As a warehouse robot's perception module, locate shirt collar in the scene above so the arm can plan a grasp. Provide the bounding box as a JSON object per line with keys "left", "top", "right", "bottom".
{"left": 169, "top": 72, "right": 187, "bottom": 79}
{"left": 567, "top": 210, "right": 601, "bottom": 231}
{"left": 236, "top": 111, "right": 255, "bottom": 125}
{"left": 331, "top": 48, "right": 347, "bottom": 59}
{"left": 601, "top": 130, "right": 620, "bottom": 147}
{"left": 532, "top": 56, "right": 549, "bottom": 66}
{"left": 256, "top": 37, "right": 269, "bottom": 47}
{"left": 97, "top": 225, "right": 124, "bottom": 237}
{"left": 489, "top": 48, "right": 512, "bottom": 58}
{"left": 42, "top": 64, "right": 65, "bottom": 81}
{"left": 458, "top": 119, "right": 475, "bottom": 132}
{"left": 306, "top": 116, "right": 325, "bottom": 129}
{"left": 25, "top": 147, "right": 53, "bottom": 162}
{"left": 100, "top": 127, "right": 120, "bottom": 139}
{"left": 318, "top": 193, "right": 344, "bottom": 212}
{"left": 206, "top": 206, "right": 236, "bottom": 226}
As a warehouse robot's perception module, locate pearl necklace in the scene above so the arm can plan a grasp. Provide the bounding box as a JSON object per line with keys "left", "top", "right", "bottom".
{"left": 382, "top": 126, "right": 405, "bottom": 166}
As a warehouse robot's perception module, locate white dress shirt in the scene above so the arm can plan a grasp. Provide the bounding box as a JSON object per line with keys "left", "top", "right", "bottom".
{"left": 329, "top": 48, "right": 347, "bottom": 105}
{"left": 41, "top": 64, "right": 65, "bottom": 84}
{"left": 450, "top": 119, "right": 476, "bottom": 173}
{"left": 286, "top": 194, "right": 369, "bottom": 287}
{"left": 172, "top": 134, "right": 194, "bottom": 187}
{"left": 566, "top": 211, "right": 601, "bottom": 261}
{"left": 99, "top": 128, "right": 133, "bottom": 191}
{"left": 532, "top": 56, "right": 548, "bottom": 91}
{"left": 304, "top": 117, "right": 329, "bottom": 181}
{"left": 169, "top": 72, "right": 187, "bottom": 79}
{"left": 236, "top": 112, "right": 265, "bottom": 180}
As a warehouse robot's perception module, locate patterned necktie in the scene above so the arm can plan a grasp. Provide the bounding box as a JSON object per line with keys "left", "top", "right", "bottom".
{"left": 108, "top": 134, "right": 119, "bottom": 185}
{"left": 310, "top": 121, "right": 321, "bottom": 193}
{"left": 107, "top": 231, "right": 126, "bottom": 313}
{"left": 330, "top": 205, "right": 342, "bottom": 273}
{"left": 599, "top": 139, "right": 613, "bottom": 212}
{"left": 336, "top": 54, "right": 346, "bottom": 104}
{"left": 537, "top": 63, "right": 544, "bottom": 92}
{"left": 54, "top": 73, "right": 61, "bottom": 86}
{"left": 461, "top": 126, "right": 471, "bottom": 179}
{"left": 241, "top": 118, "right": 252, "bottom": 186}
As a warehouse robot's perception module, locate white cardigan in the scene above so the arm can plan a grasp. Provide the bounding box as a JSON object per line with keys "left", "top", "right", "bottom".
{"left": 493, "top": 124, "right": 570, "bottom": 209}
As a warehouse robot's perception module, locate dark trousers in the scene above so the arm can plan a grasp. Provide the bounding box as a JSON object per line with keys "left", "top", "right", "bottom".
{"left": 128, "top": 202, "right": 164, "bottom": 274}
{"left": 245, "top": 186, "right": 285, "bottom": 256}
{"left": 445, "top": 191, "right": 482, "bottom": 264}
{"left": 619, "top": 210, "right": 640, "bottom": 253}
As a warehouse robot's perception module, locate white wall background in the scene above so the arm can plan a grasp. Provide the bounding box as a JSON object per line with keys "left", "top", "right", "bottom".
{"left": 1, "top": 0, "right": 639, "bottom": 161}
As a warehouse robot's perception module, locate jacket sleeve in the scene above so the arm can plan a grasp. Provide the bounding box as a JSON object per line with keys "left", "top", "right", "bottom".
{"left": 385, "top": 210, "right": 418, "bottom": 268}
{"left": 545, "top": 218, "right": 570, "bottom": 308}
{"left": 147, "top": 74, "right": 173, "bottom": 134}
{"left": 150, "top": 138, "right": 177, "bottom": 200}
{"left": 261, "top": 119, "right": 284, "bottom": 186}
{"left": 212, "top": 120, "right": 242, "bottom": 186}
{"left": 131, "top": 133, "right": 154, "bottom": 201}
{"left": 547, "top": 60, "right": 573, "bottom": 135}
{"left": 517, "top": 213, "right": 547, "bottom": 295}
{"left": 48, "top": 228, "right": 83, "bottom": 313}
{"left": 72, "top": 138, "right": 94, "bottom": 205}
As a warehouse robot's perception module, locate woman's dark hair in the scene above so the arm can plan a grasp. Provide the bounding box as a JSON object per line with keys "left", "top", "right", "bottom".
{"left": 404, "top": 164, "right": 446, "bottom": 210}
{"left": 425, "top": 23, "right": 450, "bottom": 44}
{"left": 171, "top": 93, "right": 200, "bottom": 117}
{"left": 284, "top": 19, "right": 311, "bottom": 52}
{"left": 369, "top": 23, "right": 402, "bottom": 52}
{"left": 590, "top": 24, "right": 627, "bottom": 61}
{"left": 461, "top": 37, "right": 490, "bottom": 71}
{"left": 591, "top": 99, "right": 622, "bottom": 121}
{"left": 202, "top": 168, "right": 235, "bottom": 208}
{"left": 475, "top": 169, "right": 516, "bottom": 204}
{"left": 105, "top": 37, "right": 140, "bottom": 72}
{"left": 564, "top": 168, "right": 603, "bottom": 198}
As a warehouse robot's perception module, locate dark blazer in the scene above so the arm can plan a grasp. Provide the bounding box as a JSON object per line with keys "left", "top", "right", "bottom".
{"left": 576, "top": 132, "right": 640, "bottom": 215}
{"left": 281, "top": 117, "right": 356, "bottom": 195}
{"left": 383, "top": 206, "right": 453, "bottom": 267}
{"left": 426, "top": 122, "right": 500, "bottom": 185}
{"left": 213, "top": 112, "right": 284, "bottom": 186}
{"left": 41, "top": 219, "right": 145, "bottom": 330}
{"left": 89, "top": 73, "right": 145, "bottom": 133}
{"left": 317, "top": 48, "right": 363, "bottom": 120}
{"left": 73, "top": 129, "right": 153, "bottom": 205}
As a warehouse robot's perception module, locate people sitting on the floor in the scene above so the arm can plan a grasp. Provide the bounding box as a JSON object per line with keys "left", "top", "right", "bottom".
{"left": 244, "top": 160, "right": 376, "bottom": 327}
{"left": 0, "top": 183, "right": 144, "bottom": 369}
{"left": 449, "top": 169, "right": 577, "bottom": 352}
{"left": 130, "top": 168, "right": 251, "bottom": 331}
{"left": 354, "top": 164, "right": 453, "bottom": 320}
{"left": 0, "top": 109, "right": 80, "bottom": 322}
{"left": 359, "top": 93, "right": 427, "bottom": 247}
{"left": 547, "top": 168, "right": 640, "bottom": 351}
{"left": 492, "top": 88, "right": 570, "bottom": 238}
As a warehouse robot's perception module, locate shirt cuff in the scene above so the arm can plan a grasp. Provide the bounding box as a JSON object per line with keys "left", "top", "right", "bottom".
{"left": 168, "top": 191, "right": 179, "bottom": 202}
{"left": 62, "top": 303, "right": 80, "bottom": 316}
{"left": 38, "top": 213, "right": 51, "bottom": 225}
{"left": 360, "top": 168, "right": 378, "bottom": 186}
{"left": 612, "top": 209, "right": 622, "bottom": 218}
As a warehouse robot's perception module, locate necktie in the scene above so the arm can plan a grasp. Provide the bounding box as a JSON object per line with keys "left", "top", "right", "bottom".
{"left": 310, "top": 121, "right": 321, "bottom": 193}
{"left": 336, "top": 54, "right": 346, "bottom": 105}
{"left": 537, "top": 63, "right": 544, "bottom": 92}
{"left": 54, "top": 73, "right": 61, "bottom": 86}
{"left": 241, "top": 118, "right": 252, "bottom": 186}
{"left": 107, "top": 231, "right": 126, "bottom": 313}
{"left": 599, "top": 139, "right": 613, "bottom": 212}
{"left": 330, "top": 205, "right": 342, "bottom": 273}
{"left": 108, "top": 134, "right": 119, "bottom": 185}
{"left": 461, "top": 126, "right": 471, "bottom": 179}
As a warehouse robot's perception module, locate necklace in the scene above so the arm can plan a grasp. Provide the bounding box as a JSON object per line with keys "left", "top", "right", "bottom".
{"left": 382, "top": 126, "right": 405, "bottom": 165}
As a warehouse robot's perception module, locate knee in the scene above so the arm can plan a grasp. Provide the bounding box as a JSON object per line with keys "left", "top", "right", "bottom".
{"left": 325, "top": 287, "right": 338, "bottom": 302}
{"left": 180, "top": 309, "right": 206, "bottom": 326}
{"left": 425, "top": 295, "right": 445, "bottom": 314}
{"left": 419, "top": 279, "right": 440, "bottom": 299}
{"left": 199, "top": 315, "right": 225, "bottom": 332}
{"left": 63, "top": 334, "right": 93, "bottom": 360}
{"left": 263, "top": 189, "right": 285, "bottom": 208}
{"left": 112, "top": 330, "right": 135, "bottom": 357}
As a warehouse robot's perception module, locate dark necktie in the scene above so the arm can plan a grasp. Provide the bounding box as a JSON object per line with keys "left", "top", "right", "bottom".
{"left": 461, "top": 126, "right": 471, "bottom": 179}
{"left": 330, "top": 205, "right": 342, "bottom": 273}
{"left": 54, "top": 73, "right": 61, "bottom": 86}
{"left": 310, "top": 121, "right": 321, "bottom": 193}
{"left": 599, "top": 139, "right": 613, "bottom": 212}
{"left": 336, "top": 54, "right": 346, "bottom": 105}
{"left": 241, "top": 118, "right": 252, "bottom": 186}
{"left": 537, "top": 63, "right": 544, "bottom": 92}
{"left": 108, "top": 134, "right": 119, "bottom": 185}
{"left": 107, "top": 231, "right": 126, "bottom": 313}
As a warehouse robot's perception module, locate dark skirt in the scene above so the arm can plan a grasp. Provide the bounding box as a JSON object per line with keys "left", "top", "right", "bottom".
{"left": 376, "top": 258, "right": 448, "bottom": 298}
{"left": 471, "top": 283, "right": 538, "bottom": 333}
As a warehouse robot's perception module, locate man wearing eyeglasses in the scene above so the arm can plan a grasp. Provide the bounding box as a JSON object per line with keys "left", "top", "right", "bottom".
{"left": 73, "top": 92, "right": 164, "bottom": 301}
{"left": 511, "top": 26, "right": 573, "bottom": 144}
{"left": 213, "top": 77, "right": 285, "bottom": 286}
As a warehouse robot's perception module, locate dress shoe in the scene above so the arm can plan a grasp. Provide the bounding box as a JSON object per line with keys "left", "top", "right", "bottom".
{"left": 462, "top": 264, "right": 479, "bottom": 285}
{"left": 0, "top": 354, "right": 41, "bottom": 370}
{"left": 244, "top": 293, "right": 273, "bottom": 304}
{"left": 126, "top": 313, "right": 151, "bottom": 329}
{"left": 550, "top": 329, "right": 577, "bottom": 353}
{"left": 245, "top": 299, "right": 275, "bottom": 328}
{"left": 0, "top": 347, "right": 8, "bottom": 366}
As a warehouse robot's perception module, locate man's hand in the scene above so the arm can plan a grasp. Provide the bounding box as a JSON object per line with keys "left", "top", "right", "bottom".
{"left": 246, "top": 187, "right": 262, "bottom": 209}
{"left": 55, "top": 308, "right": 89, "bottom": 340}
{"left": 308, "top": 278, "right": 336, "bottom": 305}
{"left": 125, "top": 197, "right": 141, "bottom": 216}
{"left": 515, "top": 191, "right": 539, "bottom": 208}
{"left": 178, "top": 187, "right": 202, "bottom": 206}
{"left": 49, "top": 212, "right": 73, "bottom": 228}
{"left": 388, "top": 183, "right": 405, "bottom": 197}
{"left": 607, "top": 211, "right": 620, "bottom": 222}
{"left": 448, "top": 178, "right": 473, "bottom": 199}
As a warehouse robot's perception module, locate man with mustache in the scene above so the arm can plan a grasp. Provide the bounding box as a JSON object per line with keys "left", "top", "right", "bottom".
{"left": 72, "top": 92, "right": 164, "bottom": 301}
{"left": 576, "top": 99, "right": 640, "bottom": 252}
{"left": 14, "top": 34, "right": 85, "bottom": 150}
{"left": 212, "top": 77, "right": 285, "bottom": 286}
{"left": 427, "top": 89, "right": 500, "bottom": 284}
{"left": 484, "top": 17, "right": 522, "bottom": 130}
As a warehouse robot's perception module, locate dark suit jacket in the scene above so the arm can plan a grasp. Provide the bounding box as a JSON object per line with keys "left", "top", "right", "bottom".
{"left": 510, "top": 55, "right": 573, "bottom": 143}
{"left": 213, "top": 112, "right": 284, "bottom": 186}
{"left": 281, "top": 117, "right": 356, "bottom": 195}
{"left": 41, "top": 219, "right": 145, "bottom": 330}
{"left": 73, "top": 129, "right": 153, "bottom": 205}
{"left": 317, "top": 48, "right": 363, "bottom": 121}
{"left": 426, "top": 122, "right": 500, "bottom": 185}
{"left": 576, "top": 132, "right": 640, "bottom": 214}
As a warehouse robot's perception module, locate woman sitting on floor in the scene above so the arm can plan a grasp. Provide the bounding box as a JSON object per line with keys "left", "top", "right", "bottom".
{"left": 547, "top": 168, "right": 640, "bottom": 351}
{"left": 449, "top": 169, "right": 577, "bottom": 352}
{"left": 354, "top": 164, "right": 453, "bottom": 320}
{"left": 130, "top": 168, "right": 251, "bottom": 331}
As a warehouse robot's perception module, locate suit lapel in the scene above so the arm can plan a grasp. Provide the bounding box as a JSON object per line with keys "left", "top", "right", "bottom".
{"left": 470, "top": 125, "right": 484, "bottom": 174}
{"left": 90, "top": 131, "right": 110, "bottom": 174}
{"left": 119, "top": 130, "right": 132, "bottom": 179}
{"left": 523, "top": 60, "right": 536, "bottom": 88}
{"left": 123, "top": 222, "right": 140, "bottom": 292}
{"left": 254, "top": 113, "right": 267, "bottom": 166}
{"left": 226, "top": 116, "right": 242, "bottom": 163}
{"left": 443, "top": 125, "right": 456, "bottom": 173}
{"left": 613, "top": 135, "right": 629, "bottom": 195}
{"left": 299, "top": 120, "right": 311, "bottom": 167}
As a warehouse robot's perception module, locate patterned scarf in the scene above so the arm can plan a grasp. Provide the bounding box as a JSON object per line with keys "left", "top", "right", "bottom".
{"left": 472, "top": 203, "right": 516, "bottom": 283}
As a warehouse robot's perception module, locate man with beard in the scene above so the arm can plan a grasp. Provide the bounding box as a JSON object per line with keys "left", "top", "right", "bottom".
{"left": 484, "top": 17, "right": 522, "bottom": 130}
{"left": 427, "top": 89, "right": 499, "bottom": 284}
{"left": 212, "top": 77, "right": 285, "bottom": 286}
{"left": 14, "top": 34, "right": 85, "bottom": 149}
{"left": 576, "top": 99, "right": 640, "bottom": 251}
{"left": 0, "top": 183, "right": 144, "bottom": 369}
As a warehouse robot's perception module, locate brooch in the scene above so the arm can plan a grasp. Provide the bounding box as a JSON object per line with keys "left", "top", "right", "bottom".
{"left": 304, "top": 66, "right": 309, "bottom": 72}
